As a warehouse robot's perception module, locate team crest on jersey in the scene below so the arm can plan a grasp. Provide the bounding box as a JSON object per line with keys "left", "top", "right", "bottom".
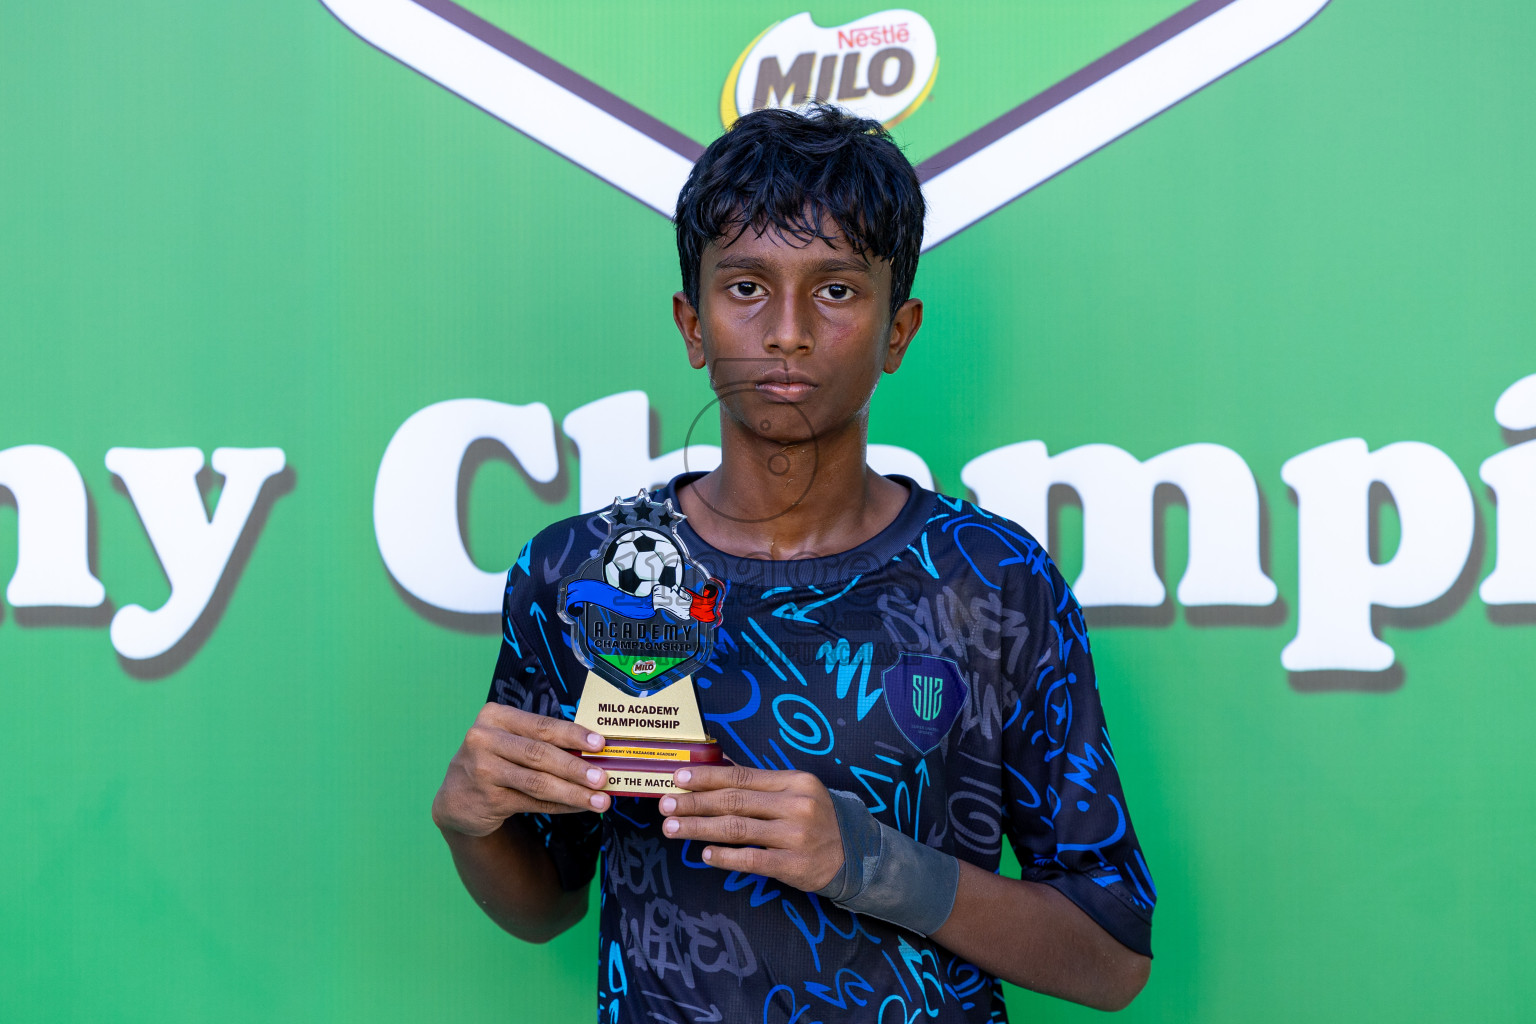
{"left": 557, "top": 490, "right": 724, "bottom": 698}
{"left": 881, "top": 652, "right": 967, "bottom": 754}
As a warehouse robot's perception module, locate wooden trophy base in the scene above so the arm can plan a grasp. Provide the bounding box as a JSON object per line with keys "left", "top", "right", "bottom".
{"left": 569, "top": 671, "right": 732, "bottom": 798}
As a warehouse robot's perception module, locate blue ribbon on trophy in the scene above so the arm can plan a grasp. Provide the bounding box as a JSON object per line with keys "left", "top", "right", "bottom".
{"left": 564, "top": 576, "right": 721, "bottom": 623}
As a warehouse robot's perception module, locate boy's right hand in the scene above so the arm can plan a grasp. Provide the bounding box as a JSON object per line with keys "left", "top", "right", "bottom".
{"left": 431, "top": 703, "right": 611, "bottom": 836}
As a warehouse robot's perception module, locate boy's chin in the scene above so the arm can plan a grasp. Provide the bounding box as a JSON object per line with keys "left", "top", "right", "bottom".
{"left": 722, "top": 397, "right": 814, "bottom": 437}
{"left": 746, "top": 422, "right": 818, "bottom": 448}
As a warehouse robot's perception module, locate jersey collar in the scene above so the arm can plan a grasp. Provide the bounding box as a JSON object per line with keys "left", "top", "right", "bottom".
{"left": 658, "top": 473, "right": 937, "bottom": 589}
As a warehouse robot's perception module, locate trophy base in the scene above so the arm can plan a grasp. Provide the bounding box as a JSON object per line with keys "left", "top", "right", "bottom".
{"left": 574, "top": 739, "right": 732, "bottom": 798}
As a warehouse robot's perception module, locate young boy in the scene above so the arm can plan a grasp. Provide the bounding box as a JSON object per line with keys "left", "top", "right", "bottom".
{"left": 432, "top": 104, "right": 1154, "bottom": 1021}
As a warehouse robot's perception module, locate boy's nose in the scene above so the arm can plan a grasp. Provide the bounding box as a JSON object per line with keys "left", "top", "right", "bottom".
{"left": 763, "top": 294, "right": 815, "bottom": 355}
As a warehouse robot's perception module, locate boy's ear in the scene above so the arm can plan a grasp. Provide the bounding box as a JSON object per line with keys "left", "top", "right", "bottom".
{"left": 673, "top": 291, "right": 708, "bottom": 370}
{"left": 883, "top": 297, "right": 924, "bottom": 374}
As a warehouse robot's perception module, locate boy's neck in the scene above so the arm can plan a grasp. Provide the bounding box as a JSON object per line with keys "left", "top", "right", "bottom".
{"left": 676, "top": 413, "right": 911, "bottom": 561}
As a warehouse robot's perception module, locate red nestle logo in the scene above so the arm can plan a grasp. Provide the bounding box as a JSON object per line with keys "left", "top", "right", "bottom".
{"left": 631, "top": 659, "right": 657, "bottom": 675}
{"left": 837, "top": 22, "right": 910, "bottom": 49}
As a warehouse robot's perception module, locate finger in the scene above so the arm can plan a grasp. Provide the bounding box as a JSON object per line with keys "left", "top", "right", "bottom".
{"left": 527, "top": 799, "right": 602, "bottom": 815}
{"left": 475, "top": 768, "right": 609, "bottom": 816}
{"left": 481, "top": 703, "right": 605, "bottom": 753}
{"left": 699, "top": 843, "right": 785, "bottom": 876}
{"left": 472, "top": 724, "right": 609, "bottom": 791}
{"left": 673, "top": 764, "right": 792, "bottom": 794}
{"left": 492, "top": 761, "right": 611, "bottom": 813}
{"left": 660, "top": 787, "right": 798, "bottom": 821}
{"left": 662, "top": 812, "right": 788, "bottom": 848}
{"left": 494, "top": 792, "right": 604, "bottom": 817}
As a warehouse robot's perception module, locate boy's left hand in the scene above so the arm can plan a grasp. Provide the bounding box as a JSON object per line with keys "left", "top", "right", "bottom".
{"left": 659, "top": 765, "right": 844, "bottom": 893}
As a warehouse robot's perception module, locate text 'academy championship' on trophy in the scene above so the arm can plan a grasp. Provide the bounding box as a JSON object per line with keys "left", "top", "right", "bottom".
{"left": 556, "top": 491, "right": 730, "bottom": 797}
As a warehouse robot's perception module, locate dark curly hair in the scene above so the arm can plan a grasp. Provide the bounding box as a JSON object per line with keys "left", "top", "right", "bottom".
{"left": 675, "top": 103, "right": 925, "bottom": 323}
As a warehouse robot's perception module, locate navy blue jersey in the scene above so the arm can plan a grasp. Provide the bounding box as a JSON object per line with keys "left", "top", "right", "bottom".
{"left": 488, "top": 474, "right": 1155, "bottom": 1023}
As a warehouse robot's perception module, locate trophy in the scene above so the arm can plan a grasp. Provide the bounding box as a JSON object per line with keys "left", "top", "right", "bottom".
{"left": 557, "top": 491, "right": 731, "bottom": 797}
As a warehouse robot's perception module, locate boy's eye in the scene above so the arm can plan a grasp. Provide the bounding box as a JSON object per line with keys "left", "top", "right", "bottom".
{"left": 819, "top": 283, "right": 852, "bottom": 300}
{"left": 731, "top": 282, "right": 760, "bottom": 297}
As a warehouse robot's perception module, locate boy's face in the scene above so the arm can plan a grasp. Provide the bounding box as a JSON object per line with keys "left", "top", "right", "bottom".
{"left": 673, "top": 216, "right": 922, "bottom": 448}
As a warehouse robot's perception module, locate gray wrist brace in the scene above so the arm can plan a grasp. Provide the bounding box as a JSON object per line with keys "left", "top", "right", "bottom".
{"left": 814, "top": 788, "right": 960, "bottom": 936}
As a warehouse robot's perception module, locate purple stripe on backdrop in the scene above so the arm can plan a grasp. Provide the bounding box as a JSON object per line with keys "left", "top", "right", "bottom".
{"left": 913, "top": 0, "right": 1239, "bottom": 180}
{"left": 380, "top": 0, "right": 1327, "bottom": 232}
{"left": 410, "top": 0, "right": 706, "bottom": 162}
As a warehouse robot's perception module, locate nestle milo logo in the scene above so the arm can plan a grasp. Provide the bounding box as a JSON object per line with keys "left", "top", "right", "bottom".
{"left": 722, "top": 10, "right": 938, "bottom": 127}
{"left": 631, "top": 658, "right": 657, "bottom": 676}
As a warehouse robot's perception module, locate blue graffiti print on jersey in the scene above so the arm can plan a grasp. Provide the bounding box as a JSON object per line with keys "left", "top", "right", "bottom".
{"left": 487, "top": 474, "right": 1155, "bottom": 1023}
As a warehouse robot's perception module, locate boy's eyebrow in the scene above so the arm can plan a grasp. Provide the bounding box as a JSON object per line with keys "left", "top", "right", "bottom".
{"left": 710, "top": 253, "right": 874, "bottom": 274}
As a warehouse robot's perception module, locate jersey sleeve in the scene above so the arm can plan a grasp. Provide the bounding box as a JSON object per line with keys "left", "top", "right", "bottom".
{"left": 999, "top": 560, "right": 1156, "bottom": 957}
{"left": 486, "top": 552, "right": 603, "bottom": 893}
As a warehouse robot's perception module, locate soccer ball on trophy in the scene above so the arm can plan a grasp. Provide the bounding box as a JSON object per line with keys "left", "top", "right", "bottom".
{"left": 602, "top": 528, "right": 683, "bottom": 597}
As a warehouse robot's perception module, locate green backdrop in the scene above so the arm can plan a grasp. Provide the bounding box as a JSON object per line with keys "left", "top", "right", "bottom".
{"left": 3, "top": 1, "right": 1533, "bottom": 1020}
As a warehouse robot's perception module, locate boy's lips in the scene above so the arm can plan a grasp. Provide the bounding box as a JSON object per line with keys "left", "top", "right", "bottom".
{"left": 754, "top": 373, "right": 816, "bottom": 402}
